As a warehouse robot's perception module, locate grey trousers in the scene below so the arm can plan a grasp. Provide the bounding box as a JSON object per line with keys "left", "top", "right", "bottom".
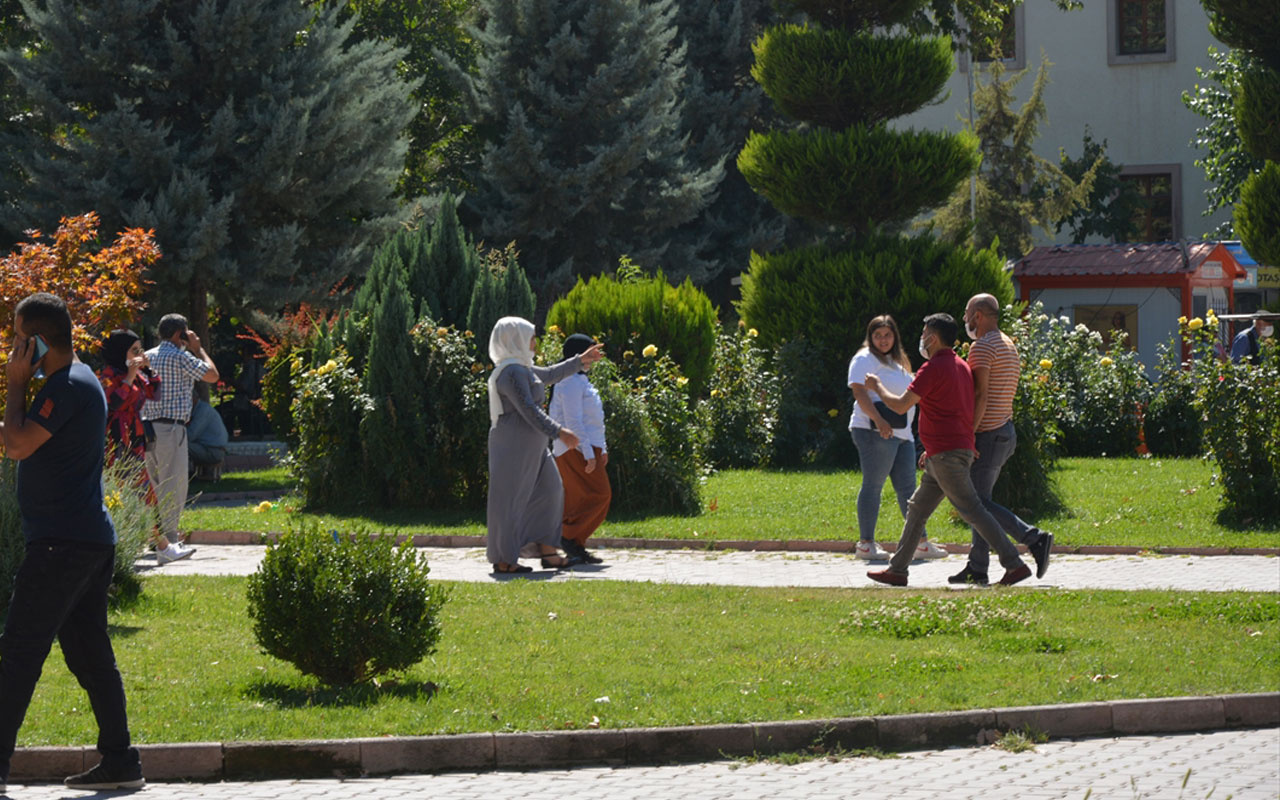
{"left": 968, "top": 421, "right": 1041, "bottom": 574}
{"left": 887, "top": 448, "right": 1025, "bottom": 575}
{"left": 144, "top": 421, "right": 188, "bottom": 541}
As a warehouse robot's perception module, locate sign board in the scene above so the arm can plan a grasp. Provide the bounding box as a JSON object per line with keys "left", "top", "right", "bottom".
{"left": 1259, "top": 267, "right": 1280, "bottom": 289}
{"left": 1235, "top": 267, "right": 1258, "bottom": 289}
{"left": 1199, "top": 260, "right": 1224, "bottom": 279}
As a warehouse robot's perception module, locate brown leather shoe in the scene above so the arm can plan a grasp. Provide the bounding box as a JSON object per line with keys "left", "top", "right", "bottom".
{"left": 867, "top": 569, "right": 908, "bottom": 586}
{"left": 998, "top": 563, "right": 1032, "bottom": 586}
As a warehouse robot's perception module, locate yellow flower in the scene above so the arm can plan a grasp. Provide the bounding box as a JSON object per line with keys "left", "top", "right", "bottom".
{"left": 1178, "top": 316, "right": 1188, "bottom": 325}
{"left": 104, "top": 492, "right": 122, "bottom": 511}
{"left": 548, "top": 324, "right": 561, "bottom": 334}
{"left": 748, "top": 328, "right": 759, "bottom": 338}
{"left": 676, "top": 376, "right": 689, "bottom": 387}
{"left": 314, "top": 359, "right": 338, "bottom": 377}
{"left": 1100, "top": 357, "right": 1114, "bottom": 367}
{"left": 642, "top": 344, "right": 658, "bottom": 358}
{"left": 827, "top": 408, "right": 839, "bottom": 418}
{"left": 464, "top": 330, "right": 474, "bottom": 338}
{"left": 737, "top": 319, "right": 746, "bottom": 329}
{"left": 623, "top": 350, "right": 635, "bottom": 361}
{"left": 710, "top": 388, "right": 720, "bottom": 397}
{"left": 1038, "top": 359, "right": 1053, "bottom": 369}
{"left": 1037, "top": 374, "right": 1049, "bottom": 384}
{"left": 252, "top": 500, "right": 274, "bottom": 514}
{"left": 436, "top": 327, "right": 448, "bottom": 337}
{"left": 470, "top": 363, "right": 484, "bottom": 374}
{"left": 1188, "top": 318, "right": 1204, "bottom": 331}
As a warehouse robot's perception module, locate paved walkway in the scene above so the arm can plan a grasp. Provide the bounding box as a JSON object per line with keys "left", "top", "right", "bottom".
{"left": 6, "top": 728, "right": 1278, "bottom": 799}
{"left": 148, "top": 543, "right": 1280, "bottom": 593}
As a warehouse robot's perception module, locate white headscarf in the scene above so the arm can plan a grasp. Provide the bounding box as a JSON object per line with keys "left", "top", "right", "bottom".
{"left": 487, "top": 316, "right": 536, "bottom": 429}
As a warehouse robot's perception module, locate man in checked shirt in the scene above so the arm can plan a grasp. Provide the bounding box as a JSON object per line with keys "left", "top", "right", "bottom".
{"left": 140, "top": 313, "right": 218, "bottom": 563}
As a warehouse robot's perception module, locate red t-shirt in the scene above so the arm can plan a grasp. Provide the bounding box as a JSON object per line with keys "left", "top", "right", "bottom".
{"left": 908, "top": 348, "right": 976, "bottom": 457}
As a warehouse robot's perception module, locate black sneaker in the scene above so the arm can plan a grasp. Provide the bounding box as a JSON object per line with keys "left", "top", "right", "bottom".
{"left": 1028, "top": 531, "right": 1054, "bottom": 579}
{"left": 64, "top": 761, "right": 145, "bottom": 791}
{"left": 578, "top": 548, "right": 604, "bottom": 565}
{"left": 947, "top": 565, "right": 989, "bottom": 586}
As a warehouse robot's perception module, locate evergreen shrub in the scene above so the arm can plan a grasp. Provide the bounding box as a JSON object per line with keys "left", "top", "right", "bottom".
{"left": 699, "top": 325, "right": 779, "bottom": 469}
{"left": 546, "top": 262, "right": 717, "bottom": 395}
{"left": 751, "top": 27, "right": 952, "bottom": 129}
{"left": 1235, "top": 162, "right": 1280, "bottom": 268}
{"left": 1143, "top": 344, "right": 1203, "bottom": 457}
{"left": 247, "top": 524, "right": 448, "bottom": 686}
{"left": 466, "top": 244, "right": 536, "bottom": 348}
{"left": 737, "top": 127, "right": 980, "bottom": 231}
{"left": 289, "top": 350, "right": 374, "bottom": 509}
{"left": 1235, "top": 67, "right": 1280, "bottom": 163}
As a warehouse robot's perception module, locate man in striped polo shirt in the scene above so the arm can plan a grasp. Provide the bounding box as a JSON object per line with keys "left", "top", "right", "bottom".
{"left": 949, "top": 294, "right": 1053, "bottom": 587}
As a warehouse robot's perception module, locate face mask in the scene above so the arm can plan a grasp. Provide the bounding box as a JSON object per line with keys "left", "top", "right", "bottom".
{"left": 965, "top": 322, "right": 979, "bottom": 340}
{"left": 918, "top": 337, "right": 930, "bottom": 359}
{"left": 1260, "top": 325, "right": 1274, "bottom": 338}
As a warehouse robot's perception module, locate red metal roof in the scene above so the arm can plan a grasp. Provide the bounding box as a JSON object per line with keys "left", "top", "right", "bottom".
{"left": 1014, "top": 242, "right": 1232, "bottom": 277}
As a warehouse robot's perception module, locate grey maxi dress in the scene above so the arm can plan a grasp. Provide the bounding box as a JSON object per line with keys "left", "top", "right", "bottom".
{"left": 486, "top": 356, "right": 583, "bottom": 565}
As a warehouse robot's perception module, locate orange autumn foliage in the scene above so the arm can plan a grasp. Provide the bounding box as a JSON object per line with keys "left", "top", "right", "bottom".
{"left": 0, "top": 213, "right": 158, "bottom": 367}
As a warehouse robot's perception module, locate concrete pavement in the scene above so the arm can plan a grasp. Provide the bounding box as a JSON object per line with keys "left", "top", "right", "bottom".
{"left": 152, "top": 542, "right": 1280, "bottom": 593}
{"left": 4, "top": 728, "right": 1278, "bottom": 799}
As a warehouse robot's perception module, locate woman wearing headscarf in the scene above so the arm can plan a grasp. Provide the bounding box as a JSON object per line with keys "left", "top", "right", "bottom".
{"left": 487, "top": 317, "right": 602, "bottom": 573}
{"left": 98, "top": 328, "right": 195, "bottom": 564}
{"left": 548, "top": 333, "right": 610, "bottom": 564}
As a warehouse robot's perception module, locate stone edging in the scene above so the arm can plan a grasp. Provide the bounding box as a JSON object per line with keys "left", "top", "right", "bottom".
{"left": 10, "top": 694, "right": 1277, "bottom": 782}
{"left": 186, "top": 530, "right": 1280, "bottom": 558}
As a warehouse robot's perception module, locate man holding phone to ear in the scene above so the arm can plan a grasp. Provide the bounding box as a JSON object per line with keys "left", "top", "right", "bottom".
{"left": 0, "top": 292, "right": 145, "bottom": 790}
{"left": 140, "top": 314, "right": 218, "bottom": 560}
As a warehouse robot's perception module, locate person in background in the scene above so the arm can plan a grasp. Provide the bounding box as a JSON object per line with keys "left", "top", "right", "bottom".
{"left": 486, "top": 317, "right": 602, "bottom": 574}
{"left": 846, "top": 315, "right": 944, "bottom": 561}
{"left": 549, "top": 333, "right": 610, "bottom": 564}
{"left": 0, "top": 292, "right": 145, "bottom": 791}
{"left": 187, "top": 392, "right": 228, "bottom": 481}
{"left": 140, "top": 314, "right": 218, "bottom": 556}
{"left": 97, "top": 329, "right": 194, "bottom": 564}
{"left": 1230, "top": 316, "right": 1273, "bottom": 364}
{"left": 864, "top": 313, "right": 1033, "bottom": 587}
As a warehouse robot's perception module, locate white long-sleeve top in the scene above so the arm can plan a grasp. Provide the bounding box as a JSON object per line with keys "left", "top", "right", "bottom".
{"left": 548, "top": 372, "right": 607, "bottom": 460}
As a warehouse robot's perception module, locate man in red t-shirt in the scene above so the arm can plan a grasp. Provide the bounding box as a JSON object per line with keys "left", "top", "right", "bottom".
{"left": 863, "top": 313, "right": 1032, "bottom": 586}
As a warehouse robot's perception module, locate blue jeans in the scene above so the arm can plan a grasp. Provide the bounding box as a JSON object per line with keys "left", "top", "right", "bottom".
{"left": 887, "top": 449, "right": 1025, "bottom": 575}
{"left": 0, "top": 540, "right": 139, "bottom": 780}
{"left": 851, "top": 428, "right": 925, "bottom": 543}
{"left": 967, "top": 421, "right": 1042, "bottom": 574}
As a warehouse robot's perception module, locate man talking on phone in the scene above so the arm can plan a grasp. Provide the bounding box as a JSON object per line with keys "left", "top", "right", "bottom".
{"left": 140, "top": 313, "right": 218, "bottom": 561}
{"left": 0, "top": 292, "right": 145, "bottom": 790}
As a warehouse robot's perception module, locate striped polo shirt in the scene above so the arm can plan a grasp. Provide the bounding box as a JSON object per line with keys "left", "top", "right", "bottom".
{"left": 967, "top": 330, "right": 1020, "bottom": 433}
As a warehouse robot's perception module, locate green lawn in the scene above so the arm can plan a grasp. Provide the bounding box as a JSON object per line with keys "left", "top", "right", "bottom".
{"left": 190, "top": 466, "right": 293, "bottom": 494}
{"left": 17, "top": 576, "right": 1278, "bottom": 746}
{"left": 184, "top": 458, "right": 1279, "bottom": 550}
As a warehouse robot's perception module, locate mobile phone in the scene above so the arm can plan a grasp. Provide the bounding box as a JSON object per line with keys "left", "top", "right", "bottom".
{"left": 29, "top": 334, "right": 49, "bottom": 365}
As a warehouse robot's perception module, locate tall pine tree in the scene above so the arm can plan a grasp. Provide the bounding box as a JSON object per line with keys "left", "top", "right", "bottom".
{"left": 0, "top": 0, "right": 417, "bottom": 325}
{"left": 452, "top": 0, "right": 721, "bottom": 302}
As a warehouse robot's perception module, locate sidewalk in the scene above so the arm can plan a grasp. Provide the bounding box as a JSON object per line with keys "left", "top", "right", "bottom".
{"left": 157, "top": 541, "right": 1280, "bottom": 593}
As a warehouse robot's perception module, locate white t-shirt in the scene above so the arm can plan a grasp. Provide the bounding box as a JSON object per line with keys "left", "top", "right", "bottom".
{"left": 846, "top": 348, "right": 916, "bottom": 442}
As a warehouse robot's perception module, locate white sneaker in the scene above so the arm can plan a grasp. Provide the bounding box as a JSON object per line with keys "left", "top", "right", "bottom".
{"left": 157, "top": 544, "right": 196, "bottom": 565}
{"left": 854, "top": 540, "right": 883, "bottom": 560}
{"left": 916, "top": 540, "right": 949, "bottom": 559}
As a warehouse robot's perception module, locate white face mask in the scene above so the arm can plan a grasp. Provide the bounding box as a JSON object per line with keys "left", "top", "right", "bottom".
{"left": 918, "top": 337, "right": 931, "bottom": 359}
{"left": 965, "top": 322, "right": 979, "bottom": 340}
{"left": 1260, "top": 324, "right": 1274, "bottom": 338}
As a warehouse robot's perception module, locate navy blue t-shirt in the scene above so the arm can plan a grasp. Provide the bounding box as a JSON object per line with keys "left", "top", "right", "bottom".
{"left": 16, "top": 361, "right": 116, "bottom": 545}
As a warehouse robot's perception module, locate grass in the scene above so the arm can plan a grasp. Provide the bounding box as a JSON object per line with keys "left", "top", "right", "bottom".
{"left": 16, "top": 576, "right": 1279, "bottom": 746}
{"left": 182, "top": 458, "right": 1280, "bottom": 550}
{"left": 189, "top": 466, "right": 292, "bottom": 494}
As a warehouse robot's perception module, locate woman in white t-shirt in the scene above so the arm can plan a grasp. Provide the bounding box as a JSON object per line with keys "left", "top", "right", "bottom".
{"left": 847, "top": 315, "right": 943, "bottom": 561}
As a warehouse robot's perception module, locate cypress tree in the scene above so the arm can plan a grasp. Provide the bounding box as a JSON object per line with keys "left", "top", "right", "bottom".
{"left": 452, "top": 0, "right": 721, "bottom": 301}
{"left": 466, "top": 244, "right": 534, "bottom": 343}
{"left": 0, "top": 0, "right": 418, "bottom": 323}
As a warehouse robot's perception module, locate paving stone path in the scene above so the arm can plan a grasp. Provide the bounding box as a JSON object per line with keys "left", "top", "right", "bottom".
{"left": 6, "top": 728, "right": 1278, "bottom": 799}
{"left": 148, "top": 543, "right": 1280, "bottom": 593}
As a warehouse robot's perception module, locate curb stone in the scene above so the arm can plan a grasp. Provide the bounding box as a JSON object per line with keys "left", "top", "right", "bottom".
{"left": 185, "top": 530, "right": 1280, "bottom": 557}
{"left": 10, "top": 693, "right": 1277, "bottom": 782}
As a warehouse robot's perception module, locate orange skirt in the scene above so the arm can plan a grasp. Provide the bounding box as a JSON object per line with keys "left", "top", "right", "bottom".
{"left": 555, "top": 447, "right": 612, "bottom": 544}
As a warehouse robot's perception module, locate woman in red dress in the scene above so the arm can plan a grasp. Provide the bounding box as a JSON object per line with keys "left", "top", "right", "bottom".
{"left": 98, "top": 329, "right": 194, "bottom": 564}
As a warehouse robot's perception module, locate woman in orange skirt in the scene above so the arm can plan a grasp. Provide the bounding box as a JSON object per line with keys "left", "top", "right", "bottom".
{"left": 549, "top": 334, "right": 611, "bottom": 563}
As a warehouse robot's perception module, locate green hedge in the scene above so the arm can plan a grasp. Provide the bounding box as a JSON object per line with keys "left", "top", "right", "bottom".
{"left": 737, "top": 126, "right": 979, "bottom": 231}
{"left": 752, "top": 27, "right": 952, "bottom": 129}
{"left": 1236, "top": 161, "right": 1280, "bottom": 268}
{"left": 545, "top": 266, "right": 716, "bottom": 395}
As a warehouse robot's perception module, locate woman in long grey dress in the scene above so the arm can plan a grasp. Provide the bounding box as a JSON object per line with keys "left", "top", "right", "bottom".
{"left": 487, "top": 317, "right": 602, "bottom": 574}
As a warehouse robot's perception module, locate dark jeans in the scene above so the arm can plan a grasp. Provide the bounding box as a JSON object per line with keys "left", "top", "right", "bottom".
{"left": 967, "top": 421, "right": 1042, "bottom": 574}
{"left": 0, "top": 540, "right": 138, "bottom": 780}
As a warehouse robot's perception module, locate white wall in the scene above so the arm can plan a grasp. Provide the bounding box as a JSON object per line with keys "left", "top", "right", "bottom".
{"left": 898, "top": 0, "right": 1233, "bottom": 243}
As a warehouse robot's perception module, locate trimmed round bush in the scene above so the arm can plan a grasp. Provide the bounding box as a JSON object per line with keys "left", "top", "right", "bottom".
{"left": 738, "top": 126, "right": 980, "bottom": 232}
{"left": 752, "top": 27, "right": 953, "bottom": 129}
{"left": 546, "top": 267, "right": 716, "bottom": 395}
{"left": 1235, "top": 161, "right": 1280, "bottom": 268}
{"left": 247, "top": 525, "right": 448, "bottom": 686}
{"left": 1235, "top": 66, "right": 1280, "bottom": 163}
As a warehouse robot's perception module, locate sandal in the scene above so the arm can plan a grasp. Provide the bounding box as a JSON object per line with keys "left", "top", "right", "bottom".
{"left": 492, "top": 563, "right": 533, "bottom": 574}
{"left": 540, "top": 553, "right": 582, "bottom": 569}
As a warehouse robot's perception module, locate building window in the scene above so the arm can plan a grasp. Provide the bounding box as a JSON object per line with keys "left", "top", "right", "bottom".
{"left": 959, "top": 4, "right": 1025, "bottom": 72}
{"left": 1107, "top": 0, "right": 1175, "bottom": 65}
{"left": 1119, "top": 164, "right": 1181, "bottom": 241}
